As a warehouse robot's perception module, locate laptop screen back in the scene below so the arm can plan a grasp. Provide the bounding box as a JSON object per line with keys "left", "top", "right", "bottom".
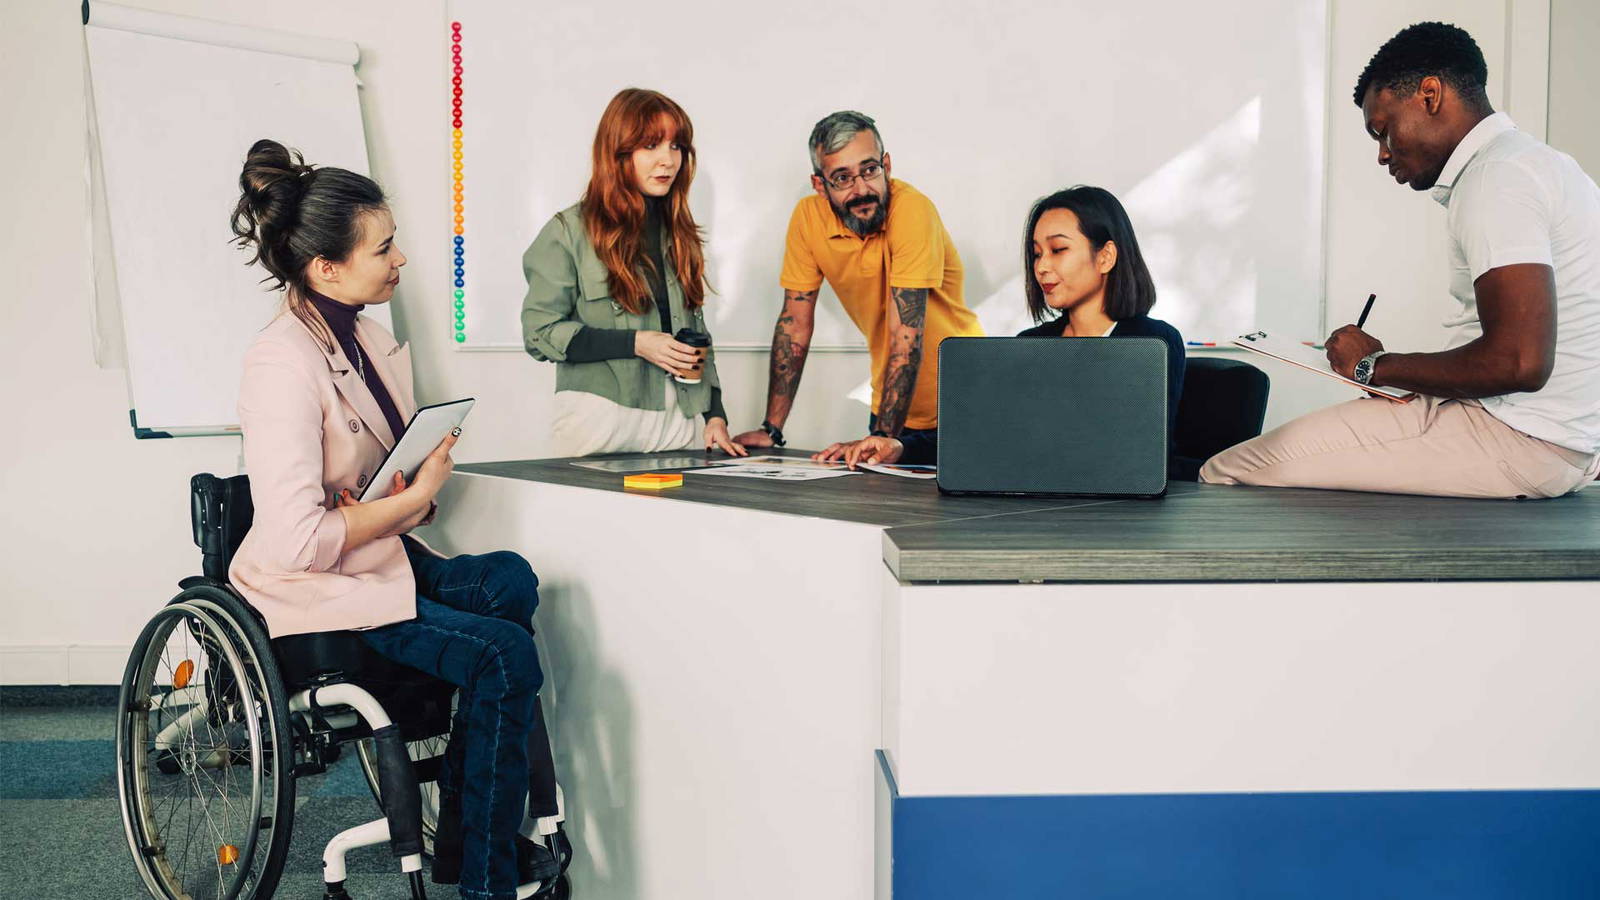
{"left": 936, "top": 337, "right": 1169, "bottom": 497}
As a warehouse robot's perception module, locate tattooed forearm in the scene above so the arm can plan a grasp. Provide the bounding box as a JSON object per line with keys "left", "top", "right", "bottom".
{"left": 771, "top": 317, "right": 809, "bottom": 401}
{"left": 765, "top": 289, "right": 816, "bottom": 424}
{"left": 874, "top": 287, "right": 928, "bottom": 436}
{"left": 875, "top": 343, "right": 922, "bottom": 437}
{"left": 891, "top": 286, "right": 927, "bottom": 329}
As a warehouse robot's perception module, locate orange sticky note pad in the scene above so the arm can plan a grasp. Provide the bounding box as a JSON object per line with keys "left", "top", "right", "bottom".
{"left": 623, "top": 473, "right": 683, "bottom": 490}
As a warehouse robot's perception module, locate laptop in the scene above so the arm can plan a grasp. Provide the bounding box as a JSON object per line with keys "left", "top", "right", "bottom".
{"left": 936, "top": 337, "right": 1169, "bottom": 497}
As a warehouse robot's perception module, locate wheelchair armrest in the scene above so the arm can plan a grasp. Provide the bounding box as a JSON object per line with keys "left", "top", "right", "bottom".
{"left": 178, "top": 575, "right": 227, "bottom": 591}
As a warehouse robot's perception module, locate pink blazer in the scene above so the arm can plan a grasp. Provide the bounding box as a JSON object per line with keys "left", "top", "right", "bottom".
{"left": 229, "top": 311, "right": 422, "bottom": 638}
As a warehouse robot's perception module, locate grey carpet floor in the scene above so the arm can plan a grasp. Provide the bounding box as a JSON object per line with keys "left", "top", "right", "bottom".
{"left": 1, "top": 701, "right": 438, "bottom": 899}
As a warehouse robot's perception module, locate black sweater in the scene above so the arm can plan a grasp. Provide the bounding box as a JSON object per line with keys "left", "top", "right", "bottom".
{"left": 1015, "top": 314, "right": 1186, "bottom": 433}
{"left": 307, "top": 290, "right": 407, "bottom": 440}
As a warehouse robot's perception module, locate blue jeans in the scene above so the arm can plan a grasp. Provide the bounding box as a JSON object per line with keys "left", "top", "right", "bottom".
{"left": 359, "top": 540, "right": 550, "bottom": 900}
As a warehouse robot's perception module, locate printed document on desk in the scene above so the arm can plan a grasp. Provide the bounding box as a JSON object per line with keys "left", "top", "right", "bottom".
{"left": 1232, "top": 331, "right": 1415, "bottom": 402}
{"left": 690, "top": 463, "right": 860, "bottom": 481}
{"left": 570, "top": 455, "right": 730, "bottom": 473}
{"left": 861, "top": 463, "right": 938, "bottom": 480}
{"left": 728, "top": 455, "right": 851, "bottom": 471}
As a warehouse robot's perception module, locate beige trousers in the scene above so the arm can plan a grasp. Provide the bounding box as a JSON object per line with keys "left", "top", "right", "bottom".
{"left": 1200, "top": 396, "right": 1600, "bottom": 499}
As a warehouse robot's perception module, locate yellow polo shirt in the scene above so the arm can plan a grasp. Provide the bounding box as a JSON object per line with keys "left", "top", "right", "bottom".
{"left": 779, "top": 180, "right": 981, "bottom": 430}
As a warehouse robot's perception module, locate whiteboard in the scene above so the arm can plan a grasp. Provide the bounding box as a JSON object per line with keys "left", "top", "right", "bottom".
{"left": 451, "top": 0, "right": 1326, "bottom": 349}
{"left": 86, "top": 3, "right": 387, "bottom": 435}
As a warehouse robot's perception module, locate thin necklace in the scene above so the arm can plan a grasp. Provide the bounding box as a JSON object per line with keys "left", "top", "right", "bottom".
{"left": 350, "top": 338, "right": 366, "bottom": 383}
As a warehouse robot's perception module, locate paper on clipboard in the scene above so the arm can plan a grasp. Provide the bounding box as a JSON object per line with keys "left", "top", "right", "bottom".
{"left": 1232, "top": 331, "right": 1415, "bottom": 402}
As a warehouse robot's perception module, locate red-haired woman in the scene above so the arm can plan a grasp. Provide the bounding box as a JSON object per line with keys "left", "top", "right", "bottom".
{"left": 522, "top": 88, "right": 746, "bottom": 458}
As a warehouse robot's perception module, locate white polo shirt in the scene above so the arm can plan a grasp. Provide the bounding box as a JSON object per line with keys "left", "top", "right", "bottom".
{"left": 1432, "top": 112, "right": 1600, "bottom": 454}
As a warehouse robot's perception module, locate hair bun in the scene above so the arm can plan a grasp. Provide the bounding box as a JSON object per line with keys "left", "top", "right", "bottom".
{"left": 232, "top": 139, "right": 309, "bottom": 265}
{"left": 238, "top": 139, "right": 307, "bottom": 205}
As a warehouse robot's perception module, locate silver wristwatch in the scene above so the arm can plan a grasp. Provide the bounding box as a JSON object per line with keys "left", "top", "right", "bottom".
{"left": 1352, "top": 350, "right": 1389, "bottom": 385}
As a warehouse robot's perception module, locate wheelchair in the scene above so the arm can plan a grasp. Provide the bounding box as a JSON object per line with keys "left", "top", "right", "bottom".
{"left": 115, "top": 473, "right": 571, "bottom": 900}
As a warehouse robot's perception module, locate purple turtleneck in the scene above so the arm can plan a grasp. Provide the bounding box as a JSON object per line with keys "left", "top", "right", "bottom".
{"left": 307, "top": 290, "right": 408, "bottom": 441}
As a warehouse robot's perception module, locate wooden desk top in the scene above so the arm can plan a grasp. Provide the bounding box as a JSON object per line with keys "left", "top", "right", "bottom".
{"left": 457, "top": 454, "right": 1118, "bottom": 528}
{"left": 883, "top": 483, "right": 1600, "bottom": 583}
{"left": 458, "top": 454, "right": 1600, "bottom": 583}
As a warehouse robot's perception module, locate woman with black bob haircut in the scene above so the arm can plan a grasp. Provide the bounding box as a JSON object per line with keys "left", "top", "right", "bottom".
{"left": 1017, "top": 185, "right": 1185, "bottom": 431}
{"left": 229, "top": 139, "right": 566, "bottom": 899}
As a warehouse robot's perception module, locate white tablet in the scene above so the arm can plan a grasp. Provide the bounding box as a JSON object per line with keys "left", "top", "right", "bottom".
{"left": 358, "top": 398, "right": 475, "bottom": 501}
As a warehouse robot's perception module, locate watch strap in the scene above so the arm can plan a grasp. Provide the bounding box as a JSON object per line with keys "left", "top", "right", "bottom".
{"left": 1355, "top": 349, "right": 1389, "bottom": 385}
{"left": 761, "top": 420, "right": 786, "bottom": 447}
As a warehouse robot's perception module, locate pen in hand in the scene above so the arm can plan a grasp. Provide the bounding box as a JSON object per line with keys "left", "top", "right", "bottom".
{"left": 1356, "top": 293, "right": 1377, "bottom": 329}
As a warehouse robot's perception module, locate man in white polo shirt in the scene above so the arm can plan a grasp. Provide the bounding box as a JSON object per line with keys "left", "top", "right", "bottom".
{"left": 1203, "top": 21, "right": 1600, "bottom": 498}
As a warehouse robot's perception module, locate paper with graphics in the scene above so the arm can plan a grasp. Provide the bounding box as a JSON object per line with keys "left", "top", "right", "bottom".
{"left": 689, "top": 464, "right": 860, "bottom": 481}
{"left": 724, "top": 455, "right": 852, "bottom": 470}
{"left": 860, "top": 463, "right": 938, "bottom": 480}
{"left": 569, "top": 455, "right": 730, "bottom": 473}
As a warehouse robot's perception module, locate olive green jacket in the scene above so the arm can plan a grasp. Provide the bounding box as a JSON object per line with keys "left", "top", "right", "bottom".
{"left": 521, "top": 203, "right": 723, "bottom": 417}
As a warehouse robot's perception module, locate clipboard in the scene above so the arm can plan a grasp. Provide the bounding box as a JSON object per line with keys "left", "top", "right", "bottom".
{"left": 1231, "top": 331, "right": 1415, "bottom": 403}
{"left": 358, "top": 398, "right": 475, "bottom": 501}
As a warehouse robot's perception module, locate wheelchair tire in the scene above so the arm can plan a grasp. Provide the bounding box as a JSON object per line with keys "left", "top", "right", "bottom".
{"left": 117, "top": 587, "right": 295, "bottom": 900}
{"left": 181, "top": 586, "right": 298, "bottom": 897}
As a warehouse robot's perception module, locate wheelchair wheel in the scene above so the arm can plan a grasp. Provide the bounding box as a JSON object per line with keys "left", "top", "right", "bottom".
{"left": 117, "top": 590, "right": 295, "bottom": 900}
{"left": 180, "top": 587, "right": 297, "bottom": 895}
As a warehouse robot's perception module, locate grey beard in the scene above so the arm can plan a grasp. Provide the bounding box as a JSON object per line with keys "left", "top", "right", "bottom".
{"left": 834, "top": 193, "right": 889, "bottom": 236}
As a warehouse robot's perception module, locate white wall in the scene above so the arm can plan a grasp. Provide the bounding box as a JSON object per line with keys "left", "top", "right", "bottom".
{"left": 0, "top": 0, "right": 1582, "bottom": 681}
{"left": 1549, "top": 0, "right": 1600, "bottom": 178}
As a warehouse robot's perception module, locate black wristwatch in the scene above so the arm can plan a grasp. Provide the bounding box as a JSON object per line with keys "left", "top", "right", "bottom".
{"left": 761, "top": 420, "right": 786, "bottom": 447}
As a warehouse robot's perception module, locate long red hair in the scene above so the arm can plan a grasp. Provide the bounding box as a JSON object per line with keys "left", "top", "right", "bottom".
{"left": 581, "top": 88, "right": 708, "bottom": 315}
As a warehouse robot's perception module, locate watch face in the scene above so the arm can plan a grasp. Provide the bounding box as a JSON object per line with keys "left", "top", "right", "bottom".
{"left": 1353, "top": 359, "right": 1372, "bottom": 384}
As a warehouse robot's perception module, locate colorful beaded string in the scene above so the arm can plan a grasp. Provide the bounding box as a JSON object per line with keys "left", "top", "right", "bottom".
{"left": 451, "top": 20, "right": 466, "bottom": 343}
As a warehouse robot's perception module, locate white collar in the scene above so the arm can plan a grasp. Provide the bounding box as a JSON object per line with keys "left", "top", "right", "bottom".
{"left": 1431, "top": 112, "right": 1516, "bottom": 206}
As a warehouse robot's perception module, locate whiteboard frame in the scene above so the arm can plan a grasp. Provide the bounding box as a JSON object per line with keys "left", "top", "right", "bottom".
{"left": 84, "top": 1, "right": 382, "bottom": 438}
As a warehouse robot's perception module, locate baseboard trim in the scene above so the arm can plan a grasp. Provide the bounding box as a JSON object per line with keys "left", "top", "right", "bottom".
{"left": 0, "top": 644, "right": 128, "bottom": 686}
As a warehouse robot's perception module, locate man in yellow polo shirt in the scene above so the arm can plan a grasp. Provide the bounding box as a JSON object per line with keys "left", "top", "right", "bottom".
{"left": 733, "top": 110, "right": 983, "bottom": 465}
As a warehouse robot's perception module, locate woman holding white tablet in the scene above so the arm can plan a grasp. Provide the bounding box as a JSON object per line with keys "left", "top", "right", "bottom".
{"left": 228, "top": 139, "right": 564, "bottom": 899}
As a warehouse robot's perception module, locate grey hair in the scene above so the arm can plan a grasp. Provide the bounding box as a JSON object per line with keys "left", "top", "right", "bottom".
{"left": 808, "top": 111, "right": 884, "bottom": 174}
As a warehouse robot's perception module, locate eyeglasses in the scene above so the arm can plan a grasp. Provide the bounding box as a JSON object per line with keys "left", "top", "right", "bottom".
{"left": 821, "top": 161, "right": 884, "bottom": 191}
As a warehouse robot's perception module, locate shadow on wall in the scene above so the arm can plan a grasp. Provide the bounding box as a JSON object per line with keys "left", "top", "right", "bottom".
{"left": 1124, "top": 96, "right": 1261, "bottom": 340}
{"left": 416, "top": 485, "right": 643, "bottom": 897}
{"left": 538, "top": 578, "right": 642, "bottom": 899}
{"left": 964, "top": 97, "right": 1266, "bottom": 342}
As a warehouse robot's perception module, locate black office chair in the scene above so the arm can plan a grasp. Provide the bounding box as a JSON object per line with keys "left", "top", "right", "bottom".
{"left": 1170, "top": 357, "right": 1271, "bottom": 481}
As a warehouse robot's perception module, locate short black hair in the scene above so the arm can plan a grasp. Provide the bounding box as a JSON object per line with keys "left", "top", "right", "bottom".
{"left": 1352, "top": 22, "right": 1490, "bottom": 110}
{"left": 1023, "top": 186, "right": 1156, "bottom": 323}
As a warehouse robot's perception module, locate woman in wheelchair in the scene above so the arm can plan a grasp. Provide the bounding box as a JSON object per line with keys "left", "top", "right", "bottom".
{"left": 225, "top": 138, "right": 563, "bottom": 900}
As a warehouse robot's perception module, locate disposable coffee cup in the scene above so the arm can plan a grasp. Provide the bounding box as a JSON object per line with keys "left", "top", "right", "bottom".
{"left": 673, "top": 328, "right": 711, "bottom": 384}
